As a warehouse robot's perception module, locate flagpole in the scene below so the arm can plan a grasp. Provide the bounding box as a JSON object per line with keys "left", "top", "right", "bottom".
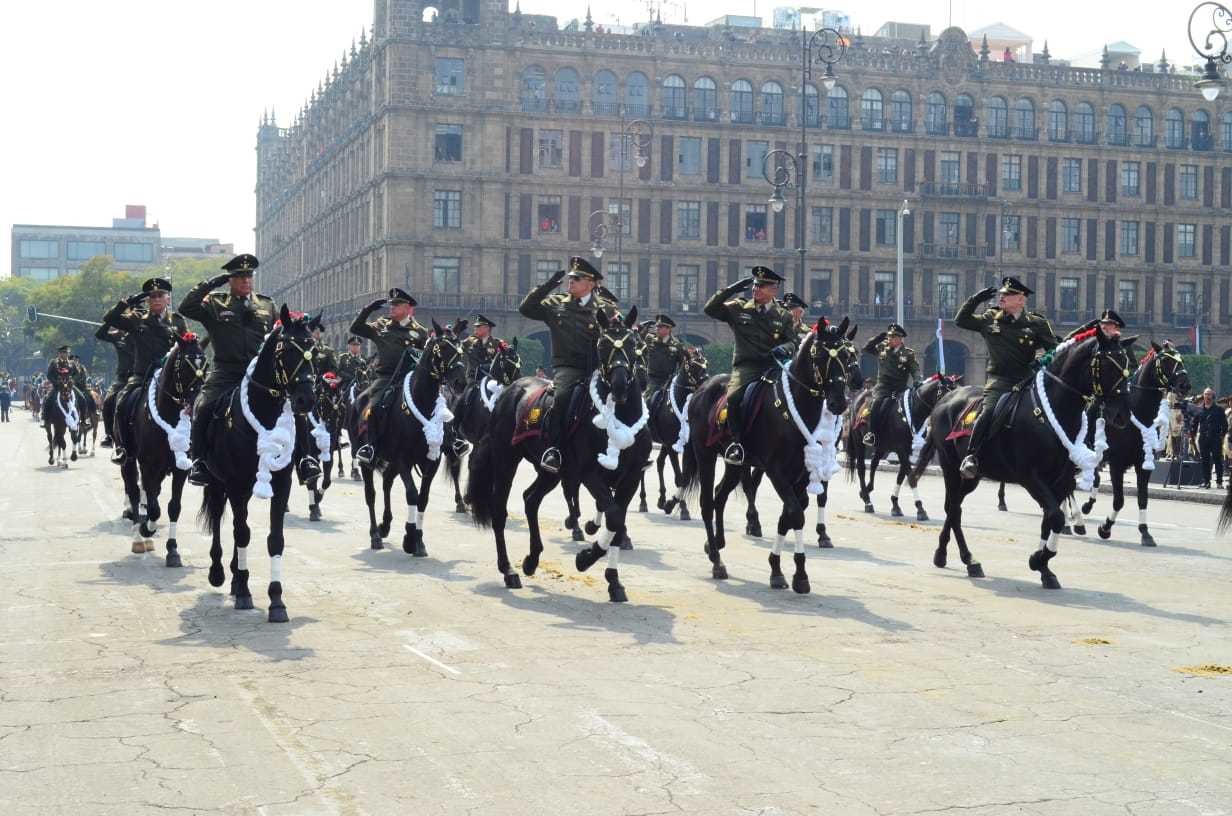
{"left": 936, "top": 317, "right": 946, "bottom": 374}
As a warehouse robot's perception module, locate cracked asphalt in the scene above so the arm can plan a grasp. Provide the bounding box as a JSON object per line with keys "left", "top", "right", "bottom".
{"left": 2, "top": 418, "right": 1230, "bottom": 816}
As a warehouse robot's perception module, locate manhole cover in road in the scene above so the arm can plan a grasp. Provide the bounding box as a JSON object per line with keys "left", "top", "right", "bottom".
{"left": 1174, "top": 664, "right": 1232, "bottom": 677}
{"left": 1074, "top": 637, "right": 1113, "bottom": 646}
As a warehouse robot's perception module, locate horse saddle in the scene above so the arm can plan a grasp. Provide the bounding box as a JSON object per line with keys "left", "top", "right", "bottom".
{"left": 707, "top": 380, "right": 770, "bottom": 447}
{"left": 648, "top": 386, "right": 669, "bottom": 419}
{"left": 513, "top": 383, "right": 587, "bottom": 444}
{"left": 947, "top": 390, "right": 1024, "bottom": 442}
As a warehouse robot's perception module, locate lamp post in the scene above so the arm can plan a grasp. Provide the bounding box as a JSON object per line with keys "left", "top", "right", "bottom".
{"left": 762, "top": 27, "right": 846, "bottom": 294}
{"left": 896, "top": 199, "right": 910, "bottom": 327}
{"left": 1189, "top": 2, "right": 1232, "bottom": 100}
{"left": 606, "top": 111, "right": 654, "bottom": 272}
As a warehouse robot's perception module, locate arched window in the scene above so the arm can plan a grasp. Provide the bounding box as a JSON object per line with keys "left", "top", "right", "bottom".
{"left": 761, "top": 81, "right": 785, "bottom": 125}
{"left": 1106, "top": 104, "right": 1127, "bottom": 145}
{"left": 1193, "top": 109, "right": 1212, "bottom": 150}
{"left": 1048, "top": 99, "right": 1068, "bottom": 141}
{"left": 593, "top": 69, "right": 618, "bottom": 116}
{"left": 890, "top": 90, "right": 912, "bottom": 132}
{"left": 1222, "top": 111, "right": 1232, "bottom": 150}
{"left": 925, "top": 92, "right": 947, "bottom": 135}
{"left": 861, "top": 88, "right": 884, "bottom": 130}
{"left": 730, "top": 79, "right": 753, "bottom": 123}
{"left": 554, "top": 67, "right": 580, "bottom": 113}
{"left": 662, "top": 74, "right": 686, "bottom": 119}
{"left": 1165, "top": 108, "right": 1185, "bottom": 148}
{"left": 802, "top": 84, "right": 820, "bottom": 127}
{"left": 625, "top": 72, "right": 649, "bottom": 117}
{"left": 985, "top": 96, "right": 1008, "bottom": 137}
{"left": 521, "top": 66, "right": 546, "bottom": 112}
{"left": 1074, "top": 102, "right": 1095, "bottom": 143}
{"left": 692, "top": 77, "right": 717, "bottom": 121}
{"left": 954, "top": 93, "right": 975, "bottom": 136}
{"left": 827, "top": 85, "right": 849, "bottom": 129}
{"left": 1133, "top": 105, "right": 1154, "bottom": 146}
{"left": 1012, "top": 98, "right": 1035, "bottom": 139}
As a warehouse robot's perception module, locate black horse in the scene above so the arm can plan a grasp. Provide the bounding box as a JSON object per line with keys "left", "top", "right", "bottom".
{"left": 1084, "top": 343, "right": 1189, "bottom": 547}
{"left": 845, "top": 374, "right": 963, "bottom": 519}
{"left": 342, "top": 367, "right": 371, "bottom": 480}
{"left": 917, "top": 327, "right": 1135, "bottom": 589}
{"left": 641, "top": 346, "right": 709, "bottom": 521}
{"left": 444, "top": 339, "right": 524, "bottom": 514}
{"left": 297, "top": 375, "right": 345, "bottom": 521}
{"left": 362, "top": 321, "right": 468, "bottom": 556}
{"left": 44, "top": 369, "right": 84, "bottom": 469}
{"left": 118, "top": 334, "right": 207, "bottom": 561}
{"left": 466, "top": 307, "right": 652, "bottom": 603}
{"left": 197, "top": 307, "right": 317, "bottom": 622}
{"left": 682, "top": 319, "right": 855, "bottom": 592}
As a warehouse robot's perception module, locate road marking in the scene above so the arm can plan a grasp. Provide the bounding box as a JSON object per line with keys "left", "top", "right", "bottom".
{"left": 403, "top": 643, "right": 461, "bottom": 675}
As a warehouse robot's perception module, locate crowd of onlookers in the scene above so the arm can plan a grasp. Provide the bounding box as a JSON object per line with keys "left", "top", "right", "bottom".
{"left": 1166, "top": 389, "right": 1232, "bottom": 489}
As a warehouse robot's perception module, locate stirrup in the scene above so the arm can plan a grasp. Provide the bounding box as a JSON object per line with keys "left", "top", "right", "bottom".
{"left": 862, "top": 432, "right": 876, "bottom": 447}
{"left": 959, "top": 454, "right": 979, "bottom": 480}
{"left": 297, "top": 457, "right": 322, "bottom": 484}
{"left": 355, "top": 444, "right": 375, "bottom": 465}
{"left": 452, "top": 438, "right": 473, "bottom": 456}
{"left": 187, "top": 459, "right": 210, "bottom": 486}
{"left": 110, "top": 447, "right": 126, "bottom": 465}
{"left": 723, "top": 442, "right": 745, "bottom": 466}
{"left": 539, "top": 447, "right": 562, "bottom": 474}
{"left": 100, "top": 437, "right": 114, "bottom": 448}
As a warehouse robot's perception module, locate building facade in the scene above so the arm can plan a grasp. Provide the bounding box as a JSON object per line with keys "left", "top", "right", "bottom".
{"left": 12, "top": 205, "right": 161, "bottom": 282}
{"left": 255, "top": 1, "right": 1230, "bottom": 383}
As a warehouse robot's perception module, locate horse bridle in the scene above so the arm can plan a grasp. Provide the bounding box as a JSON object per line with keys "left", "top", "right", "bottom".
{"left": 1043, "top": 341, "right": 1132, "bottom": 407}
{"left": 425, "top": 334, "right": 465, "bottom": 382}
{"left": 786, "top": 332, "right": 849, "bottom": 398}
{"left": 596, "top": 327, "right": 640, "bottom": 383}
{"left": 248, "top": 329, "right": 317, "bottom": 398}
{"left": 161, "top": 345, "right": 208, "bottom": 406}
{"left": 1133, "top": 347, "right": 1188, "bottom": 395}
{"left": 491, "top": 348, "right": 522, "bottom": 385}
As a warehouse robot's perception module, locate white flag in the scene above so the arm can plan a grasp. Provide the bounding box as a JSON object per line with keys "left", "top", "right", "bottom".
{"left": 936, "top": 318, "right": 946, "bottom": 374}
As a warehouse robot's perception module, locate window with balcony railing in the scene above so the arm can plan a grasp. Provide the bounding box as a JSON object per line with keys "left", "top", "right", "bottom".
{"left": 802, "top": 85, "right": 820, "bottom": 127}
{"left": 1165, "top": 109, "right": 1186, "bottom": 148}
{"left": 1133, "top": 105, "right": 1155, "bottom": 146}
{"left": 986, "top": 97, "right": 1008, "bottom": 138}
{"left": 730, "top": 80, "right": 754, "bottom": 124}
{"left": 761, "top": 81, "right": 785, "bottom": 125}
{"left": 662, "top": 75, "right": 686, "bottom": 119}
{"left": 861, "top": 88, "right": 884, "bottom": 131}
{"left": 1048, "top": 100, "right": 1068, "bottom": 141}
{"left": 1073, "top": 102, "right": 1096, "bottom": 143}
{"left": 1106, "top": 104, "right": 1127, "bottom": 146}
{"left": 925, "top": 92, "right": 947, "bottom": 135}
{"left": 828, "top": 86, "right": 849, "bottom": 129}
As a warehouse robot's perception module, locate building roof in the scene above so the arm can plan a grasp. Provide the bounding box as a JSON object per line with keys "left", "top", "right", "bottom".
{"left": 968, "top": 22, "right": 1032, "bottom": 43}
{"left": 1106, "top": 41, "right": 1140, "bottom": 54}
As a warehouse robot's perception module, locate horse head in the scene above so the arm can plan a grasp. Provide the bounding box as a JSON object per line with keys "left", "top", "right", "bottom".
{"left": 491, "top": 339, "right": 523, "bottom": 386}
{"left": 1058, "top": 326, "right": 1134, "bottom": 429}
{"left": 166, "top": 332, "right": 208, "bottom": 405}
{"left": 594, "top": 305, "right": 641, "bottom": 405}
{"left": 680, "top": 346, "right": 709, "bottom": 389}
{"left": 1145, "top": 341, "right": 1191, "bottom": 398}
{"left": 265, "top": 305, "right": 318, "bottom": 415}
{"left": 800, "top": 316, "right": 852, "bottom": 417}
{"left": 427, "top": 319, "right": 468, "bottom": 393}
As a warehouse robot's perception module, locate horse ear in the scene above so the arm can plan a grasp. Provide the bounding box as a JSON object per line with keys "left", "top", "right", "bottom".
{"left": 511, "top": 337, "right": 519, "bottom": 351}
{"left": 1151, "top": 341, "right": 1162, "bottom": 353}
{"left": 837, "top": 316, "right": 850, "bottom": 337}
{"left": 624, "top": 305, "right": 638, "bottom": 329}
{"left": 279, "top": 304, "right": 291, "bottom": 325}
{"left": 454, "top": 318, "right": 468, "bottom": 336}
{"left": 1121, "top": 335, "right": 1138, "bottom": 348}
{"left": 596, "top": 309, "right": 610, "bottom": 329}
{"left": 431, "top": 318, "right": 445, "bottom": 336}
{"left": 846, "top": 324, "right": 858, "bottom": 341}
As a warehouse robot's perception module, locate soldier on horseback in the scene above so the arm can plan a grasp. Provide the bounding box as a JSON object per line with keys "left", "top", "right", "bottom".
{"left": 350, "top": 287, "right": 428, "bottom": 469}
{"left": 860, "top": 323, "right": 920, "bottom": 447}
{"left": 782, "top": 293, "right": 812, "bottom": 343}
{"left": 956, "top": 276, "right": 1058, "bottom": 479}
{"left": 336, "top": 337, "right": 367, "bottom": 388}
{"left": 307, "top": 316, "right": 338, "bottom": 376}
{"left": 181, "top": 254, "right": 278, "bottom": 486}
{"left": 643, "top": 314, "right": 685, "bottom": 401}
{"left": 461, "top": 314, "right": 500, "bottom": 379}
{"left": 94, "top": 322, "right": 134, "bottom": 448}
{"left": 518, "top": 256, "right": 617, "bottom": 475}
{"left": 102, "top": 278, "right": 189, "bottom": 465}
{"left": 703, "top": 266, "right": 795, "bottom": 467}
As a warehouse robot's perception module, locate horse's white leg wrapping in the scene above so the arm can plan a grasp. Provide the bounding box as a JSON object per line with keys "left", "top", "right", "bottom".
{"left": 773, "top": 534, "right": 785, "bottom": 555}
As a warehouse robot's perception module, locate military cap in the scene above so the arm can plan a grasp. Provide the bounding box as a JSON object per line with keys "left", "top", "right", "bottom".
{"left": 997, "top": 276, "right": 1032, "bottom": 296}
{"left": 566, "top": 256, "right": 602, "bottom": 281}
{"left": 142, "top": 277, "right": 172, "bottom": 294}
{"left": 388, "top": 287, "right": 416, "bottom": 306}
{"left": 1098, "top": 309, "right": 1125, "bottom": 328}
{"left": 346, "top": 336, "right": 362, "bottom": 345}
{"left": 474, "top": 314, "right": 496, "bottom": 328}
{"left": 751, "top": 266, "right": 785, "bottom": 286}
{"left": 57, "top": 345, "right": 70, "bottom": 352}
{"left": 886, "top": 322, "right": 908, "bottom": 338}
{"left": 781, "top": 293, "right": 808, "bottom": 310}
{"left": 655, "top": 314, "right": 677, "bottom": 328}
{"left": 222, "top": 253, "right": 259, "bottom": 275}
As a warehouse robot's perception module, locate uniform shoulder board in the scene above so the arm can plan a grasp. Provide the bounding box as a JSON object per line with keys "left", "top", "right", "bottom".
{"left": 254, "top": 293, "right": 275, "bottom": 303}
{"left": 734, "top": 298, "right": 754, "bottom": 310}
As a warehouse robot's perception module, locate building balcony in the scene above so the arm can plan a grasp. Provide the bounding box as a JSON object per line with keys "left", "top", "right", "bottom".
{"left": 918, "top": 181, "right": 989, "bottom": 199}
{"left": 918, "top": 243, "right": 993, "bottom": 261}
{"left": 954, "top": 120, "right": 979, "bottom": 138}
{"left": 592, "top": 102, "right": 621, "bottom": 117}
{"left": 730, "top": 109, "right": 755, "bottom": 125}
{"left": 824, "top": 114, "right": 851, "bottom": 130}
{"left": 1133, "top": 135, "right": 1158, "bottom": 148}
{"left": 1048, "top": 130, "right": 1071, "bottom": 143}
{"left": 692, "top": 107, "right": 721, "bottom": 123}
{"left": 1165, "top": 137, "right": 1188, "bottom": 150}
{"left": 1192, "top": 134, "right": 1214, "bottom": 151}
{"left": 888, "top": 118, "right": 914, "bottom": 134}
{"left": 861, "top": 115, "right": 885, "bottom": 132}
{"left": 757, "top": 110, "right": 787, "bottom": 127}
{"left": 1070, "top": 128, "right": 1098, "bottom": 145}
{"left": 660, "top": 104, "right": 689, "bottom": 120}
{"left": 1106, "top": 132, "right": 1129, "bottom": 147}
{"left": 924, "top": 121, "right": 949, "bottom": 136}
{"left": 1010, "top": 126, "right": 1039, "bottom": 141}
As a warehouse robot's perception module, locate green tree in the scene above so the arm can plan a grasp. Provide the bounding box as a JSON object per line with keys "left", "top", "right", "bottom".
{"left": 0, "top": 277, "right": 40, "bottom": 377}
{"left": 26, "top": 257, "right": 144, "bottom": 370}
{"left": 1186, "top": 354, "right": 1216, "bottom": 394}
{"left": 514, "top": 337, "right": 546, "bottom": 375}
{"left": 703, "top": 343, "right": 733, "bottom": 375}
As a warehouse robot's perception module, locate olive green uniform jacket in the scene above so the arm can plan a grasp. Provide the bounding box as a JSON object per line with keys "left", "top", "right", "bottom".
{"left": 178, "top": 282, "right": 277, "bottom": 405}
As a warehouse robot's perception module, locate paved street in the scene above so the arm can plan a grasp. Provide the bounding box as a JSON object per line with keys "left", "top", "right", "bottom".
{"left": 1, "top": 415, "right": 1230, "bottom": 816}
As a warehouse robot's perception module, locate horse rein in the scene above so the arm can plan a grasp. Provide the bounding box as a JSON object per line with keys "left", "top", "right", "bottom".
{"left": 248, "top": 329, "right": 317, "bottom": 398}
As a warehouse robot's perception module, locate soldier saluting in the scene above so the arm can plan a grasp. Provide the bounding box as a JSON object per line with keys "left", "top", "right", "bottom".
{"left": 704, "top": 266, "right": 796, "bottom": 466}
{"left": 350, "top": 287, "right": 428, "bottom": 468}
{"left": 94, "top": 321, "right": 134, "bottom": 448}
{"left": 179, "top": 254, "right": 277, "bottom": 485}
{"left": 461, "top": 314, "right": 501, "bottom": 379}
{"left": 955, "top": 275, "right": 1058, "bottom": 479}
{"left": 860, "top": 323, "right": 920, "bottom": 446}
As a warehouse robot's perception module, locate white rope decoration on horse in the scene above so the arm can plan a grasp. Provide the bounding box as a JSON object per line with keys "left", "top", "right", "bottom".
{"left": 668, "top": 373, "right": 692, "bottom": 455}
{"left": 780, "top": 366, "right": 842, "bottom": 495}
{"left": 900, "top": 387, "right": 927, "bottom": 465}
{"left": 1129, "top": 397, "right": 1171, "bottom": 471}
{"left": 1033, "top": 368, "right": 1100, "bottom": 492}
{"left": 479, "top": 376, "right": 503, "bottom": 412}
{"left": 403, "top": 370, "right": 453, "bottom": 461}
{"left": 145, "top": 367, "right": 192, "bottom": 470}
{"left": 307, "top": 412, "right": 331, "bottom": 462}
{"left": 588, "top": 370, "right": 650, "bottom": 470}
{"left": 239, "top": 355, "right": 296, "bottom": 500}
{"left": 58, "top": 392, "right": 80, "bottom": 433}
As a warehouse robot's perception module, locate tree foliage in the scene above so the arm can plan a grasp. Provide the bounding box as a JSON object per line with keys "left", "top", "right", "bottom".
{"left": 702, "top": 343, "right": 733, "bottom": 375}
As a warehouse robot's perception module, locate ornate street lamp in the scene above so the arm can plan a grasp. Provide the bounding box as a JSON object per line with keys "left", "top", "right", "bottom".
{"left": 1189, "top": 2, "right": 1232, "bottom": 100}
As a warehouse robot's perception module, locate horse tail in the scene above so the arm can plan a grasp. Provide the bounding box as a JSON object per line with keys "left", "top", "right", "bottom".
{"left": 680, "top": 440, "right": 700, "bottom": 502}
{"left": 844, "top": 416, "right": 860, "bottom": 480}
{"left": 464, "top": 434, "right": 495, "bottom": 529}
{"left": 1218, "top": 484, "right": 1232, "bottom": 536}
{"left": 197, "top": 480, "right": 227, "bottom": 533}
{"left": 443, "top": 445, "right": 460, "bottom": 490}
{"left": 909, "top": 434, "right": 936, "bottom": 486}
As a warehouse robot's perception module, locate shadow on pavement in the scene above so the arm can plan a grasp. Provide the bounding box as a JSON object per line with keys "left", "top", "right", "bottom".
{"left": 709, "top": 574, "right": 916, "bottom": 632}
{"left": 350, "top": 549, "right": 475, "bottom": 582}
{"left": 159, "top": 592, "right": 318, "bottom": 661}
{"left": 84, "top": 555, "right": 200, "bottom": 595}
{"left": 473, "top": 582, "right": 680, "bottom": 645}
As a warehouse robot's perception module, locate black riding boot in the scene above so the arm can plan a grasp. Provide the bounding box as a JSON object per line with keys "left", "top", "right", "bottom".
{"left": 862, "top": 396, "right": 885, "bottom": 447}
{"left": 539, "top": 390, "right": 568, "bottom": 474}
{"left": 960, "top": 407, "right": 993, "bottom": 480}
{"left": 723, "top": 392, "right": 744, "bottom": 466}
{"left": 187, "top": 398, "right": 212, "bottom": 486}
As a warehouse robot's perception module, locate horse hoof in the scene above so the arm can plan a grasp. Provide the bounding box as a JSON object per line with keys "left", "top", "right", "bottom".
{"left": 140, "top": 522, "right": 157, "bottom": 538}
{"left": 121, "top": 509, "right": 135, "bottom": 522}
{"left": 208, "top": 564, "right": 225, "bottom": 587}
{"left": 1073, "top": 524, "right": 1086, "bottom": 536}
{"left": 1140, "top": 533, "right": 1157, "bottom": 548}
{"left": 1081, "top": 499, "right": 1096, "bottom": 515}
{"left": 504, "top": 572, "right": 523, "bottom": 589}
{"left": 522, "top": 554, "right": 539, "bottom": 576}
{"left": 933, "top": 548, "right": 947, "bottom": 568}
{"left": 268, "top": 606, "right": 289, "bottom": 623}
{"left": 966, "top": 562, "right": 985, "bottom": 578}
{"left": 131, "top": 541, "right": 144, "bottom": 554}
{"left": 413, "top": 543, "right": 428, "bottom": 558}
{"left": 916, "top": 509, "right": 929, "bottom": 522}
{"left": 608, "top": 585, "right": 628, "bottom": 603}
{"left": 1061, "top": 525, "right": 1072, "bottom": 536}
{"left": 234, "top": 594, "right": 254, "bottom": 611}
{"left": 308, "top": 506, "right": 322, "bottom": 522}
{"left": 1098, "top": 524, "right": 1112, "bottom": 540}
{"left": 70, "top": 452, "right": 77, "bottom": 461}
{"left": 745, "top": 522, "right": 762, "bottom": 538}
{"left": 584, "top": 521, "right": 600, "bottom": 536}
{"left": 571, "top": 528, "right": 586, "bottom": 542}
{"left": 1041, "top": 574, "right": 1062, "bottom": 590}
{"left": 575, "top": 546, "right": 601, "bottom": 573}
{"left": 637, "top": 501, "right": 649, "bottom": 513}
{"left": 769, "top": 574, "right": 788, "bottom": 590}
{"left": 679, "top": 506, "right": 691, "bottom": 521}
{"left": 455, "top": 501, "right": 468, "bottom": 514}
{"left": 618, "top": 534, "right": 633, "bottom": 551}
{"left": 997, "top": 502, "right": 1008, "bottom": 512}
{"left": 817, "top": 534, "right": 833, "bottom": 549}
{"left": 663, "top": 498, "right": 678, "bottom": 515}
{"left": 165, "top": 551, "right": 182, "bottom": 568}
{"left": 890, "top": 504, "right": 903, "bottom": 517}
{"left": 792, "top": 575, "right": 811, "bottom": 594}
{"left": 712, "top": 564, "right": 728, "bottom": 580}
{"left": 378, "top": 521, "right": 391, "bottom": 538}
{"left": 863, "top": 503, "right": 875, "bottom": 514}
{"left": 656, "top": 497, "right": 666, "bottom": 511}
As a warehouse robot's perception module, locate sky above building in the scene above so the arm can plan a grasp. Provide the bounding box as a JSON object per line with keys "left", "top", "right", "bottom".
{"left": 0, "top": 0, "right": 1200, "bottom": 279}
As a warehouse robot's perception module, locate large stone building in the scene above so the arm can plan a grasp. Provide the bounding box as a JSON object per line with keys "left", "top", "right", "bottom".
{"left": 12, "top": 205, "right": 161, "bottom": 282}
{"left": 255, "top": 1, "right": 1229, "bottom": 383}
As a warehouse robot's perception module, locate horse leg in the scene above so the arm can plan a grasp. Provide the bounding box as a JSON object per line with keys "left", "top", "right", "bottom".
{"left": 362, "top": 466, "right": 383, "bottom": 549}
{"left": 742, "top": 467, "right": 763, "bottom": 538}
{"left": 766, "top": 473, "right": 809, "bottom": 594}
{"left": 488, "top": 458, "right": 521, "bottom": 589}
{"left": 397, "top": 462, "right": 426, "bottom": 557}
{"left": 266, "top": 469, "right": 293, "bottom": 622}
{"left": 936, "top": 467, "right": 984, "bottom": 577}
{"left": 574, "top": 469, "right": 625, "bottom": 603}
{"left": 814, "top": 489, "right": 833, "bottom": 548}
{"left": 121, "top": 459, "right": 144, "bottom": 554}
{"left": 997, "top": 482, "right": 1008, "bottom": 512}
{"left": 379, "top": 469, "right": 395, "bottom": 538}
{"left": 139, "top": 466, "right": 162, "bottom": 547}
{"left": 656, "top": 446, "right": 669, "bottom": 511}
{"left": 1022, "top": 475, "right": 1064, "bottom": 590}
{"left": 227, "top": 493, "right": 254, "bottom": 609}
{"left": 451, "top": 454, "right": 467, "bottom": 514}
{"left": 415, "top": 459, "right": 439, "bottom": 556}
{"left": 46, "top": 425, "right": 54, "bottom": 465}
{"left": 520, "top": 469, "right": 561, "bottom": 580}
{"left": 637, "top": 472, "right": 649, "bottom": 514}
{"left": 697, "top": 450, "right": 727, "bottom": 579}
{"left": 862, "top": 451, "right": 881, "bottom": 514}
{"left": 205, "top": 484, "right": 227, "bottom": 587}
{"left": 1098, "top": 465, "right": 1126, "bottom": 540}
{"left": 1134, "top": 466, "right": 1155, "bottom": 547}
{"left": 164, "top": 470, "right": 186, "bottom": 568}
{"left": 901, "top": 454, "right": 928, "bottom": 521}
